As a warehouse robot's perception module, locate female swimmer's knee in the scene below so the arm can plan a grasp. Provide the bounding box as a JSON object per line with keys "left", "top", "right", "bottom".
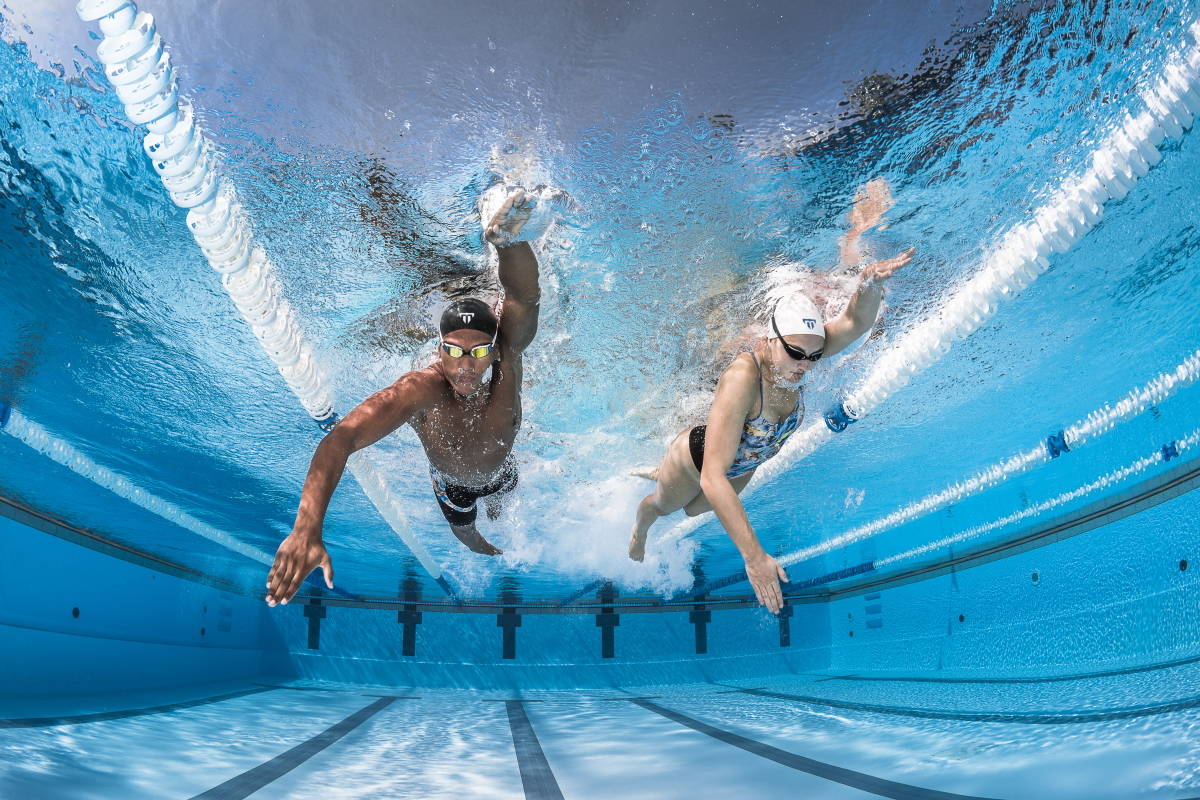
{"left": 639, "top": 493, "right": 665, "bottom": 516}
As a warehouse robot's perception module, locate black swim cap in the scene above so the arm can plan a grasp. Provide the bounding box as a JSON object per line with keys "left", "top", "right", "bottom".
{"left": 439, "top": 298, "right": 499, "bottom": 338}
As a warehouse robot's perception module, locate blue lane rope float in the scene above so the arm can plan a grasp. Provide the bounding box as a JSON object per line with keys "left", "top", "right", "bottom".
{"left": 75, "top": 0, "right": 457, "bottom": 598}
{"left": 697, "top": 426, "right": 1200, "bottom": 598}
{"left": 658, "top": 18, "right": 1200, "bottom": 549}
{"left": 774, "top": 348, "right": 1200, "bottom": 574}
{"left": 874, "top": 428, "right": 1200, "bottom": 570}
{"left": 823, "top": 401, "right": 859, "bottom": 433}
{"left": 1046, "top": 430, "right": 1071, "bottom": 458}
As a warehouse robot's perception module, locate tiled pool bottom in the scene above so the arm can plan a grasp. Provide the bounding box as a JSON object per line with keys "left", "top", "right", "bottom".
{"left": 4, "top": 659, "right": 1199, "bottom": 799}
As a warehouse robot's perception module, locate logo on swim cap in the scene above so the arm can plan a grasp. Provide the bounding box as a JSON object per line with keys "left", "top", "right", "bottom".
{"left": 772, "top": 293, "right": 826, "bottom": 340}
{"left": 440, "top": 298, "right": 499, "bottom": 338}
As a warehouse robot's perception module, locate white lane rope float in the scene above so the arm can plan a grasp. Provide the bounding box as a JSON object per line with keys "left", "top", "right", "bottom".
{"left": 681, "top": 417, "right": 1200, "bottom": 599}
{"left": 0, "top": 404, "right": 274, "bottom": 566}
{"left": 660, "top": 18, "right": 1200, "bottom": 551}
{"left": 874, "top": 425, "right": 1200, "bottom": 570}
{"left": 778, "top": 347, "right": 1200, "bottom": 570}
{"left": 74, "top": 0, "right": 458, "bottom": 596}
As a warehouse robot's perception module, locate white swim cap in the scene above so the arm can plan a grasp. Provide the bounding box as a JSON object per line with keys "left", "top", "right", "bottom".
{"left": 772, "top": 293, "right": 825, "bottom": 339}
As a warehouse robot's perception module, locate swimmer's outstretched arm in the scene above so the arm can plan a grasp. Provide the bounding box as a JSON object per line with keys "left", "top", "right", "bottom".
{"left": 487, "top": 190, "right": 540, "bottom": 354}
{"left": 700, "top": 359, "right": 790, "bottom": 614}
{"left": 265, "top": 375, "right": 430, "bottom": 606}
{"left": 823, "top": 247, "right": 914, "bottom": 356}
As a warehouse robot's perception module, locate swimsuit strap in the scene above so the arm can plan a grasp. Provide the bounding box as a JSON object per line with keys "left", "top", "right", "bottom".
{"left": 748, "top": 351, "right": 766, "bottom": 419}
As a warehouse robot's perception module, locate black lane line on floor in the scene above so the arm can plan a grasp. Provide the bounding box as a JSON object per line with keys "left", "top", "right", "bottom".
{"left": 630, "top": 699, "right": 997, "bottom": 800}
{"left": 190, "top": 696, "right": 399, "bottom": 800}
{"left": 818, "top": 650, "right": 1200, "bottom": 686}
{"left": 0, "top": 687, "right": 272, "bottom": 729}
{"left": 738, "top": 687, "right": 1200, "bottom": 724}
{"left": 505, "top": 701, "right": 565, "bottom": 800}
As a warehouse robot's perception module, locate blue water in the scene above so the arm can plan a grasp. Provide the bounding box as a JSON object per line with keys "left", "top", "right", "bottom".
{"left": 3, "top": 0, "right": 1200, "bottom": 797}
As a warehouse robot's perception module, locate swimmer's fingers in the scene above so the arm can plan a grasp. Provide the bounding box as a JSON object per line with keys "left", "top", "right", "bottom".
{"left": 501, "top": 189, "right": 532, "bottom": 235}
{"left": 265, "top": 552, "right": 290, "bottom": 606}
{"left": 485, "top": 189, "right": 532, "bottom": 245}
{"left": 321, "top": 555, "right": 335, "bottom": 589}
{"left": 484, "top": 192, "right": 516, "bottom": 245}
{"left": 750, "top": 576, "right": 781, "bottom": 615}
{"left": 867, "top": 247, "right": 915, "bottom": 282}
{"left": 763, "top": 578, "right": 783, "bottom": 615}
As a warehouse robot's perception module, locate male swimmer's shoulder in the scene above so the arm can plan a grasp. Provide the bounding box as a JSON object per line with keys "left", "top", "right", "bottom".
{"left": 389, "top": 366, "right": 449, "bottom": 408}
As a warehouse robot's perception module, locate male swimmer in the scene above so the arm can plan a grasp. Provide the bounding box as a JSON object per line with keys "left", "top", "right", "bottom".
{"left": 629, "top": 179, "right": 913, "bottom": 614}
{"left": 265, "top": 190, "right": 539, "bottom": 605}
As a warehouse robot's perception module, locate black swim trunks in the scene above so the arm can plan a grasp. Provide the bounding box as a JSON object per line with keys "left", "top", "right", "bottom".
{"left": 689, "top": 425, "right": 707, "bottom": 472}
{"left": 429, "top": 459, "right": 519, "bottom": 527}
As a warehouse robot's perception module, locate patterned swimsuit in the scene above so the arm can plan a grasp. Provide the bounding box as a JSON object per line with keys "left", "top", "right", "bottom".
{"left": 689, "top": 353, "right": 803, "bottom": 478}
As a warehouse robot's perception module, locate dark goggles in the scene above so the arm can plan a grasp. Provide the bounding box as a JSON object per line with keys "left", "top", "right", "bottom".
{"left": 440, "top": 340, "right": 496, "bottom": 359}
{"left": 771, "top": 317, "right": 823, "bottom": 362}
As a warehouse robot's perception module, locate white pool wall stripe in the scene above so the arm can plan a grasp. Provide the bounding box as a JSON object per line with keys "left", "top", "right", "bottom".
{"left": 778, "top": 346, "right": 1200, "bottom": 568}
{"left": 657, "top": 20, "right": 1200, "bottom": 550}
{"left": 875, "top": 426, "right": 1200, "bottom": 570}
{"left": 77, "top": 1, "right": 448, "bottom": 582}
{"left": 4, "top": 408, "right": 275, "bottom": 566}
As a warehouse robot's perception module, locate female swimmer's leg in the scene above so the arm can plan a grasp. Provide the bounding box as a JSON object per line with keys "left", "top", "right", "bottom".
{"left": 629, "top": 431, "right": 704, "bottom": 561}
{"left": 681, "top": 468, "right": 755, "bottom": 517}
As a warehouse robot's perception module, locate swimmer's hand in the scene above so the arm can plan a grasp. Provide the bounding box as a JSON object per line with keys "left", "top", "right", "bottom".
{"left": 265, "top": 533, "right": 334, "bottom": 607}
{"left": 484, "top": 188, "right": 532, "bottom": 247}
{"left": 861, "top": 247, "right": 914, "bottom": 287}
{"left": 745, "top": 551, "right": 789, "bottom": 615}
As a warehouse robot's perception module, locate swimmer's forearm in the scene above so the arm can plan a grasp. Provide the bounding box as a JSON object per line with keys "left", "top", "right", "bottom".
{"left": 292, "top": 435, "right": 353, "bottom": 541}
{"left": 700, "top": 474, "right": 765, "bottom": 562}
{"left": 843, "top": 278, "right": 884, "bottom": 334}
{"left": 497, "top": 242, "right": 540, "bottom": 302}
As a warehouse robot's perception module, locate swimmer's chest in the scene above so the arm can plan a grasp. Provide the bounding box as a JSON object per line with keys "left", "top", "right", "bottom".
{"left": 754, "top": 383, "right": 803, "bottom": 425}
{"left": 413, "top": 379, "right": 521, "bottom": 452}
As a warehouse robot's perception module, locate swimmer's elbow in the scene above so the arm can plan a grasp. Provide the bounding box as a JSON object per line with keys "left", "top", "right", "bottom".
{"left": 317, "top": 426, "right": 358, "bottom": 459}
{"left": 508, "top": 288, "right": 541, "bottom": 308}
{"left": 699, "top": 471, "right": 730, "bottom": 498}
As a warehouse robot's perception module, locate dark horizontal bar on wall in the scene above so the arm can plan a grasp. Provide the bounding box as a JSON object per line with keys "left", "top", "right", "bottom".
{"left": 7, "top": 451, "right": 1200, "bottom": 619}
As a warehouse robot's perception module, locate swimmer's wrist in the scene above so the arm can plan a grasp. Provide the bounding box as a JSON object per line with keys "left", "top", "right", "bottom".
{"left": 290, "top": 526, "right": 323, "bottom": 544}
{"left": 742, "top": 545, "right": 770, "bottom": 566}
{"left": 858, "top": 274, "right": 885, "bottom": 294}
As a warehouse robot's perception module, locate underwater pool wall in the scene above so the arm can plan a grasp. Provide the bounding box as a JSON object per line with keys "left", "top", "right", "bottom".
{"left": 271, "top": 593, "right": 831, "bottom": 691}
{"left": 0, "top": 502, "right": 289, "bottom": 698}
{"left": 4, "top": 452, "right": 1199, "bottom": 693}
{"left": 825, "top": 464, "right": 1200, "bottom": 677}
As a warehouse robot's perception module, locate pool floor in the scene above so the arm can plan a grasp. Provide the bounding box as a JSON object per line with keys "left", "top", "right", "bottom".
{"left": 4, "top": 658, "right": 1199, "bottom": 799}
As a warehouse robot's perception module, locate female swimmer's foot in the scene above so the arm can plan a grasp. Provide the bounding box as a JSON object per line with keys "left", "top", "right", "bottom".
{"left": 451, "top": 523, "right": 504, "bottom": 556}
{"left": 628, "top": 525, "right": 648, "bottom": 562}
{"left": 629, "top": 494, "right": 661, "bottom": 561}
{"left": 484, "top": 188, "right": 532, "bottom": 247}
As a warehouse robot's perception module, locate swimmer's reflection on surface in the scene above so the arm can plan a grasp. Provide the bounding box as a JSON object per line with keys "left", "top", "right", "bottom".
{"left": 265, "top": 190, "right": 539, "bottom": 606}
{"left": 628, "top": 178, "right": 914, "bottom": 615}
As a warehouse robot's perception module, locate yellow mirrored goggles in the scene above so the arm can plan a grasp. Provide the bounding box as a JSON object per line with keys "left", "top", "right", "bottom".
{"left": 440, "top": 341, "right": 496, "bottom": 359}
